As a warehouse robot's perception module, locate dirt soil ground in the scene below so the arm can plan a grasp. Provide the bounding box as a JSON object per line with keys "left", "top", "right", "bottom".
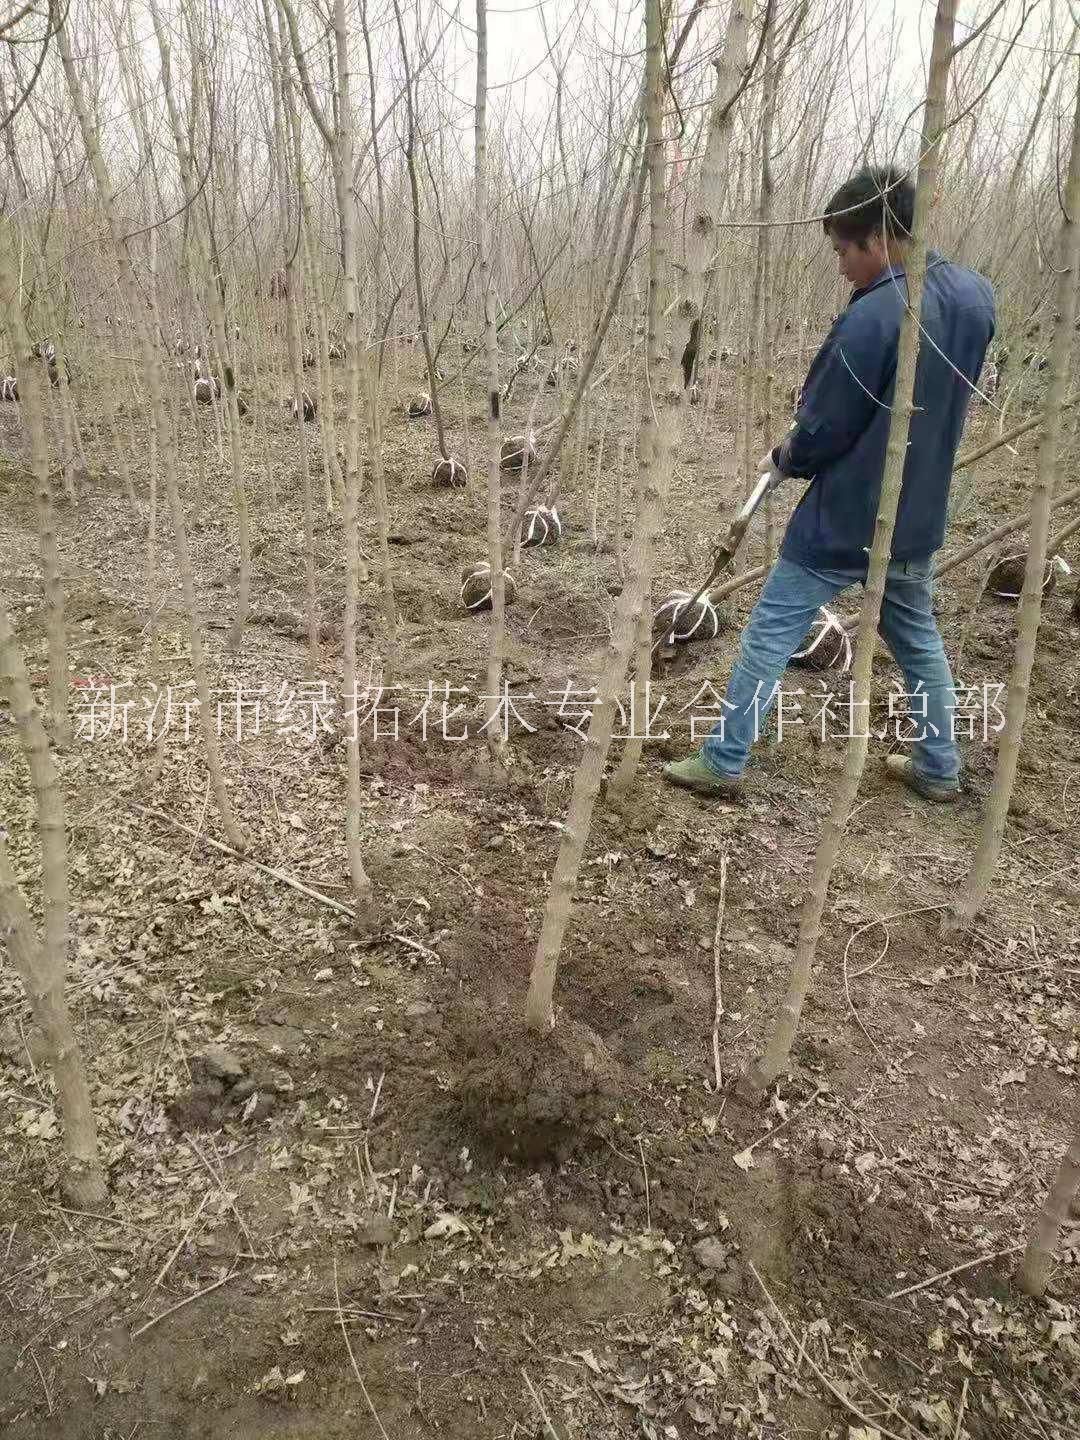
{"left": 1, "top": 340, "right": 1079, "bottom": 1440}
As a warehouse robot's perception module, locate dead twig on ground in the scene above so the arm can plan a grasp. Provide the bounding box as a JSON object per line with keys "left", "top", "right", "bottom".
{"left": 711, "top": 853, "right": 728, "bottom": 1092}
{"left": 522, "top": 1368, "right": 561, "bottom": 1440}
{"left": 182, "top": 1133, "right": 260, "bottom": 1260}
{"left": 132, "top": 804, "right": 358, "bottom": 916}
{"left": 637, "top": 1136, "right": 651, "bottom": 1232}
{"left": 333, "top": 1256, "right": 392, "bottom": 1440}
{"left": 735, "top": 1086, "right": 824, "bottom": 1166}
{"left": 304, "top": 1305, "right": 409, "bottom": 1323}
{"left": 151, "top": 1192, "right": 211, "bottom": 1290}
{"left": 749, "top": 1261, "right": 924, "bottom": 1440}
{"left": 887, "top": 1245, "right": 1023, "bottom": 1301}
{"left": 131, "top": 1271, "right": 238, "bottom": 1338}
{"left": 29, "top": 1347, "right": 52, "bottom": 1416}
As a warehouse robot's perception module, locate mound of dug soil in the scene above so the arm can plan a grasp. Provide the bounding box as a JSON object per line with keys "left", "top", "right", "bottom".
{"left": 454, "top": 1003, "right": 627, "bottom": 1161}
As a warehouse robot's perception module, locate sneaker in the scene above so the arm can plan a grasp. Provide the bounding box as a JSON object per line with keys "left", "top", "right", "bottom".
{"left": 662, "top": 753, "right": 742, "bottom": 797}
{"left": 883, "top": 754, "right": 960, "bottom": 804}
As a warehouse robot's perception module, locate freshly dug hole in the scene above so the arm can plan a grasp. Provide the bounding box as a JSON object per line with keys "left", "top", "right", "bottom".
{"left": 455, "top": 1006, "right": 625, "bottom": 1161}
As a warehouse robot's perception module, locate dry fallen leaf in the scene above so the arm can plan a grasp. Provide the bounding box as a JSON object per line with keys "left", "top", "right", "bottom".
{"left": 424, "top": 1212, "right": 470, "bottom": 1240}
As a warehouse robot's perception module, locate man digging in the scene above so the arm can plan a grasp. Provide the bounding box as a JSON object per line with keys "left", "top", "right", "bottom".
{"left": 664, "top": 165, "right": 995, "bottom": 803}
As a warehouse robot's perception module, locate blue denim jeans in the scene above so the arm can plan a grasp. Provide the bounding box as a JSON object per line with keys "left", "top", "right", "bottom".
{"left": 700, "top": 556, "right": 960, "bottom": 783}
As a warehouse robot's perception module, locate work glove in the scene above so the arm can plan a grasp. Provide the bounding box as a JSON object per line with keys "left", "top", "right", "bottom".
{"left": 758, "top": 451, "right": 785, "bottom": 492}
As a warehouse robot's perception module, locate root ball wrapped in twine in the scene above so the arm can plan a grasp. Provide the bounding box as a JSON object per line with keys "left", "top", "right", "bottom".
{"left": 522, "top": 505, "right": 562, "bottom": 547}
{"left": 432, "top": 457, "right": 468, "bottom": 488}
{"left": 789, "top": 607, "right": 853, "bottom": 673}
{"left": 652, "top": 590, "right": 722, "bottom": 644}
{"left": 460, "top": 562, "right": 517, "bottom": 612}
{"left": 987, "top": 552, "right": 1069, "bottom": 600}
{"left": 501, "top": 434, "right": 537, "bottom": 472}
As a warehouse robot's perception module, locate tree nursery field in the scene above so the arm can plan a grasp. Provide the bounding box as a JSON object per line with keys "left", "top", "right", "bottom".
{"left": 1, "top": 0, "right": 1080, "bottom": 1437}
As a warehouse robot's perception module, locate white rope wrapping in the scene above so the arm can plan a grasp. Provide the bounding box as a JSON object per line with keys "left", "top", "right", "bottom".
{"left": 523, "top": 505, "right": 561, "bottom": 546}
{"left": 501, "top": 435, "right": 535, "bottom": 470}
{"left": 791, "top": 606, "right": 852, "bottom": 672}
{"left": 434, "top": 457, "right": 467, "bottom": 487}
{"left": 461, "top": 563, "right": 515, "bottom": 611}
{"left": 653, "top": 590, "right": 720, "bottom": 644}
{"left": 989, "top": 553, "right": 1064, "bottom": 599}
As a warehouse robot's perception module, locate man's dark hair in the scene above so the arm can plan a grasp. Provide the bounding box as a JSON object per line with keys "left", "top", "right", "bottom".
{"left": 823, "top": 166, "right": 915, "bottom": 249}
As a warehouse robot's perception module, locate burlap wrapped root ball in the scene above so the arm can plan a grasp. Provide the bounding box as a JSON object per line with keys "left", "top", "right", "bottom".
{"left": 987, "top": 552, "right": 1069, "bottom": 600}
{"left": 500, "top": 434, "right": 537, "bottom": 471}
{"left": 789, "top": 607, "right": 853, "bottom": 672}
{"left": 546, "top": 356, "right": 579, "bottom": 387}
{"left": 284, "top": 391, "right": 317, "bottom": 421}
{"left": 652, "top": 590, "right": 722, "bottom": 644}
{"left": 522, "top": 505, "right": 562, "bottom": 547}
{"left": 461, "top": 561, "right": 517, "bottom": 612}
{"left": 406, "top": 392, "right": 432, "bottom": 418}
{"left": 432, "top": 457, "right": 468, "bottom": 488}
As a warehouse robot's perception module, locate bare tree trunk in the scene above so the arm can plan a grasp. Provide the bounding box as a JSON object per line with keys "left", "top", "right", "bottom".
{"left": 749, "top": 0, "right": 959, "bottom": 1090}
{"left": 393, "top": 0, "right": 450, "bottom": 460}
{"left": 276, "top": 65, "right": 321, "bottom": 677}
{"left": 304, "top": 226, "right": 343, "bottom": 511}
{"left": 342, "top": 0, "right": 397, "bottom": 631}
{"left": 500, "top": 5, "right": 714, "bottom": 549}
{"left": 56, "top": 17, "right": 245, "bottom": 852}
{"left": 949, "top": 61, "right": 1080, "bottom": 929}
{"left": 475, "top": 0, "right": 508, "bottom": 764}
{"left": 331, "top": 0, "right": 377, "bottom": 913}
{"left": 525, "top": 0, "right": 684, "bottom": 1030}
{"left": 740, "top": 153, "right": 761, "bottom": 505}
{"left": 755, "top": 18, "right": 778, "bottom": 558}
{"left": 148, "top": 0, "right": 253, "bottom": 657}
{"left": 606, "top": 0, "right": 749, "bottom": 799}
{"left": 285, "top": 281, "right": 321, "bottom": 675}
{"left": 360, "top": 0, "right": 397, "bottom": 636}
{"left": 0, "top": 254, "right": 68, "bottom": 746}
{"left": 1017, "top": 1115, "right": 1080, "bottom": 1297}
{"left": 0, "top": 600, "right": 105, "bottom": 1205}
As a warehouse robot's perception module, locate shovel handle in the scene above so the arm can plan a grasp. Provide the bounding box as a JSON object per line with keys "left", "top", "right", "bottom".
{"left": 733, "top": 469, "right": 774, "bottom": 528}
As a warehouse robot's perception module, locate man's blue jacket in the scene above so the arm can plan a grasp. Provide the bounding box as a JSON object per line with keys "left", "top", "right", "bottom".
{"left": 775, "top": 251, "right": 995, "bottom": 571}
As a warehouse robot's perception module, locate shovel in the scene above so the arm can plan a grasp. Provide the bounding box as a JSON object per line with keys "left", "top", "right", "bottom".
{"left": 651, "top": 467, "right": 776, "bottom": 663}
